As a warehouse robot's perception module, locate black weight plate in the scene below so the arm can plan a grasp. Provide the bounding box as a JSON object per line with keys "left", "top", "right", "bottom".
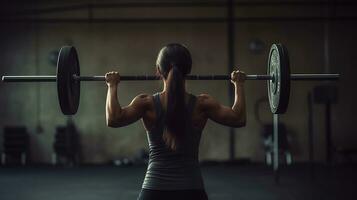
{"left": 267, "top": 43, "right": 290, "bottom": 114}
{"left": 57, "top": 46, "right": 80, "bottom": 115}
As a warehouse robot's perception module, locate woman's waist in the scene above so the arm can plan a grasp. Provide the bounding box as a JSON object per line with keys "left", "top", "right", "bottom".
{"left": 143, "top": 162, "right": 204, "bottom": 190}
{"left": 148, "top": 158, "right": 200, "bottom": 169}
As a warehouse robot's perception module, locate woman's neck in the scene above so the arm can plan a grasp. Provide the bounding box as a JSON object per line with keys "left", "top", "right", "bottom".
{"left": 162, "top": 80, "right": 186, "bottom": 93}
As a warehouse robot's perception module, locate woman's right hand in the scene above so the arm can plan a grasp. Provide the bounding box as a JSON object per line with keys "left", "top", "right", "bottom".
{"left": 231, "top": 70, "right": 246, "bottom": 85}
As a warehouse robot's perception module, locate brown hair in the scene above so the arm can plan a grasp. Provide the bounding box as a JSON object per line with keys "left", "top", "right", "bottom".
{"left": 156, "top": 43, "right": 192, "bottom": 150}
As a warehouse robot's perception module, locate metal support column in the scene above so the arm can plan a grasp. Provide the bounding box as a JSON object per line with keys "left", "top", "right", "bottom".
{"left": 273, "top": 113, "right": 280, "bottom": 183}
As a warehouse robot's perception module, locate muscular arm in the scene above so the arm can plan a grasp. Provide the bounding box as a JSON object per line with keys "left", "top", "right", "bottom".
{"left": 200, "top": 71, "right": 246, "bottom": 127}
{"left": 105, "top": 72, "right": 150, "bottom": 127}
{"left": 106, "top": 85, "right": 150, "bottom": 127}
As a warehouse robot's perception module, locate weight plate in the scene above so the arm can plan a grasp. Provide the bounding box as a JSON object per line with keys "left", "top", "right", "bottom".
{"left": 267, "top": 44, "right": 290, "bottom": 114}
{"left": 57, "top": 46, "right": 80, "bottom": 115}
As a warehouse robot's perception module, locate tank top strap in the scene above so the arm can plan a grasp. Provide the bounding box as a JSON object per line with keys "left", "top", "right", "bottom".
{"left": 153, "top": 93, "right": 163, "bottom": 124}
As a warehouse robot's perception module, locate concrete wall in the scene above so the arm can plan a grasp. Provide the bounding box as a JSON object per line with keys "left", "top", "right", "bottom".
{"left": 0, "top": 1, "right": 356, "bottom": 164}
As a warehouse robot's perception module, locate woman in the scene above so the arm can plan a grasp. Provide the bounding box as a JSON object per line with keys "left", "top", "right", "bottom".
{"left": 105, "top": 43, "right": 246, "bottom": 200}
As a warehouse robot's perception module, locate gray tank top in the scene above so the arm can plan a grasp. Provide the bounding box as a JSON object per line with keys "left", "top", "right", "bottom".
{"left": 142, "top": 93, "right": 205, "bottom": 190}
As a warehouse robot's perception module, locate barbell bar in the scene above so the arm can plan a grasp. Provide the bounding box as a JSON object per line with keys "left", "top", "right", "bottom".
{"left": 2, "top": 73, "right": 339, "bottom": 82}
{"left": 0, "top": 44, "right": 340, "bottom": 115}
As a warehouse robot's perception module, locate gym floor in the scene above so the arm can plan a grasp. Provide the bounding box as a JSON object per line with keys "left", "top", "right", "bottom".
{"left": 0, "top": 164, "right": 356, "bottom": 200}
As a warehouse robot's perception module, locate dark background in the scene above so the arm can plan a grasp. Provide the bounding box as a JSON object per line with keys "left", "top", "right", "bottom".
{"left": 0, "top": 1, "right": 356, "bottom": 199}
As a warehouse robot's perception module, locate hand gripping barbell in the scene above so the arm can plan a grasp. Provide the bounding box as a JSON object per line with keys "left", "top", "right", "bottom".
{"left": 1, "top": 44, "right": 340, "bottom": 115}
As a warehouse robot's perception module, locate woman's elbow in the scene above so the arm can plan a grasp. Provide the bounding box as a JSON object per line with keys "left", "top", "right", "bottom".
{"left": 106, "top": 110, "right": 121, "bottom": 127}
{"left": 106, "top": 116, "right": 120, "bottom": 128}
{"left": 106, "top": 119, "right": 115, "bottom": 127}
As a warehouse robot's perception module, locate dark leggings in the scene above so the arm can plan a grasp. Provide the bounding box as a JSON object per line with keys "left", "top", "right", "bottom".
{"left": 138, "top": 188, "right": 208, "bottom": 200}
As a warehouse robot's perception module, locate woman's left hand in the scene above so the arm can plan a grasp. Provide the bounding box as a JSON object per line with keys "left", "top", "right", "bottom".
{"left": 105, "top": 71, "right": 121, "bottom": 86}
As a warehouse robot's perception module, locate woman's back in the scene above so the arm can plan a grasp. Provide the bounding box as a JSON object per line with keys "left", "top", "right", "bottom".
{"left": 142, "top": 93, "right": 205, "bottom": 190}
{"left": 105, "top": 43, "right": 246, "bottom": 200}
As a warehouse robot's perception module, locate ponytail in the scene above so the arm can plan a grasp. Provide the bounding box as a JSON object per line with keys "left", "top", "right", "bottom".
{"left": 156, "top": 43, "right": 192, "bottom": 150}
{"left": 163, "top": 65, "right": 186, "bottom": 150}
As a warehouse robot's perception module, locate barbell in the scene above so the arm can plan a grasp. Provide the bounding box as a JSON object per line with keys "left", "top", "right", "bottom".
{"left": 1, "top": 44, "right": 340, "bottom": 115}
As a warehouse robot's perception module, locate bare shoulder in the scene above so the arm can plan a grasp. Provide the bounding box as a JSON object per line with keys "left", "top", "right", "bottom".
{"left": 198, "top": 93, "right": 217, "bottom": 102}
{"left": 136, "top": 93, "right": 151, "bottom": 100}
{"left": 132, "top": 93, "right": 154, "bottom": 108}
{"left": 196, "top": 93, "right": 216, "bottom": 110}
